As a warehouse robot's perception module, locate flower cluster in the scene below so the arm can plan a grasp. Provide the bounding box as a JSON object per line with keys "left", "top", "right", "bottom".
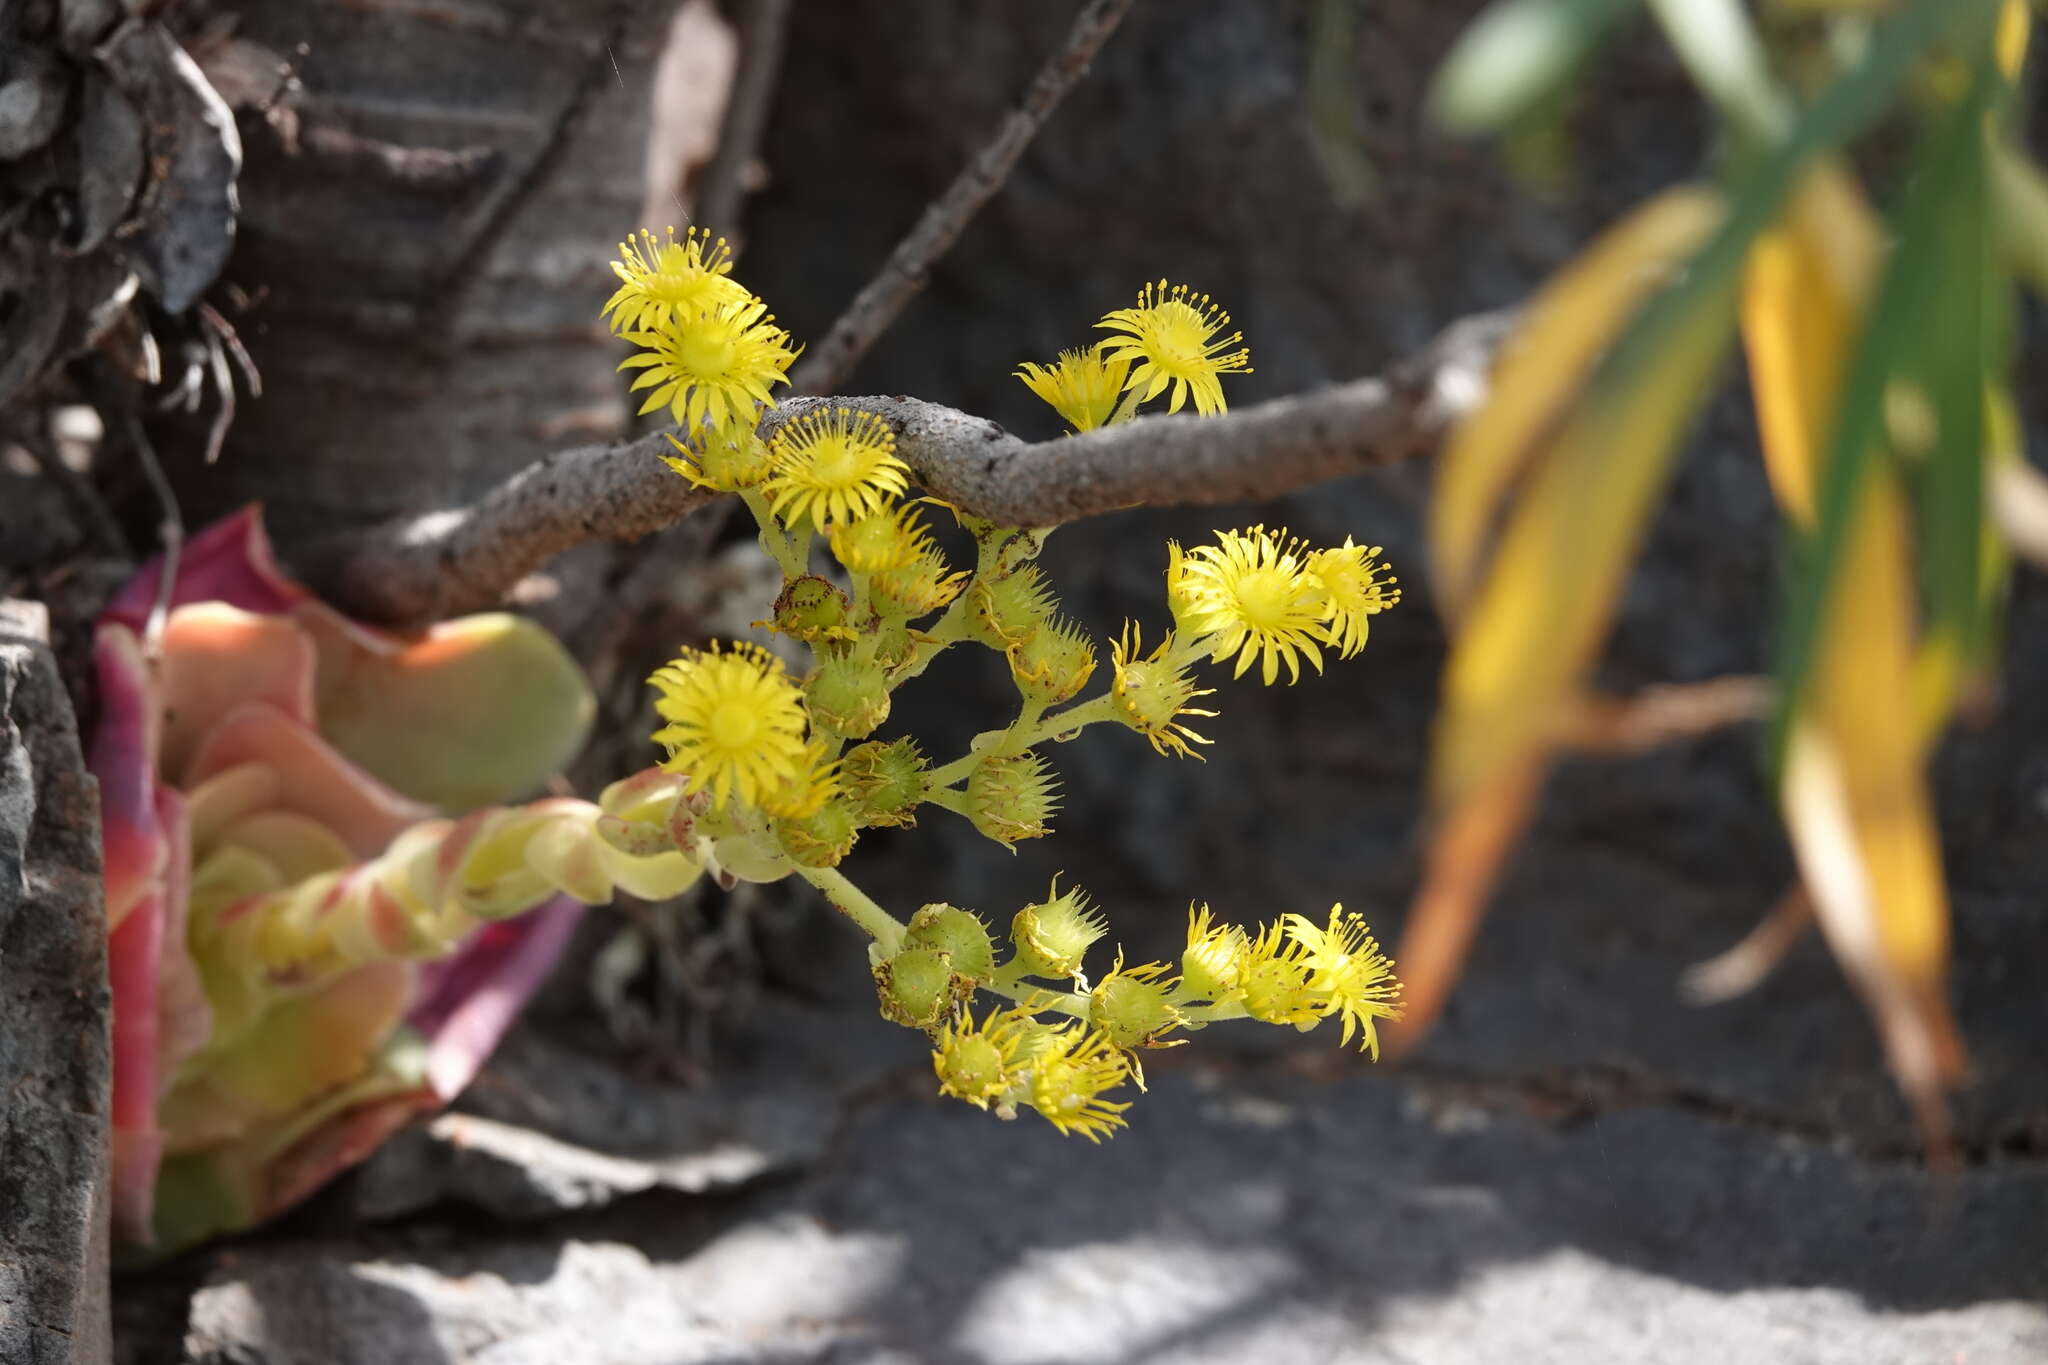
{"left": 609, "top": 234, "right": 1405, "bottom": 1139}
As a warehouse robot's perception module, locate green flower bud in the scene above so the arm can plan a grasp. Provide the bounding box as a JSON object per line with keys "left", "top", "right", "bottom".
{"left": 772, "top": 575, "right": 854, "bottom": 643}
{"left": 1088, "top": 955, "right": 1185, "bottom": 1050}
{"left": 804, "top": 654, "right": 892, "bottom": 738}
{"left": 904, "top": 903, "right": 996, "bottom": 982}
{"left": 964, "top": 750, "right": 1059, "bottom": 849}
{"left": 875, "top": 946, "right": 968, "bottom": 1029}
{"left": 1011, "top": 878, "right": 1106, "bottom": 979}
{"left": 965, "top": 565, "right": 1057, "bottom": 650}
{"left": 840, "top": 737, "right": 929, "bottom": 829}
{"left": 869, "top": 545, "right": 965, "bottom": 618}
{"left": 774, "top": 799, "right": 860, "bottom": 868}
{"left": 1007, "top": 616, "right": 1097, "bottom": 706}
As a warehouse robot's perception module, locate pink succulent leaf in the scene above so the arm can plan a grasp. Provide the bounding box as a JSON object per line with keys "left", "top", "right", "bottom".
{"left": 107, "top": 877, "right": 166, "bottom": 1247}
{"left": 182, "top": 701, "right": 434, "bottom": 856}
{"left": 92, "top": 625, "right": 164, "bottom": 932}
{"left": 409, "top": 897, "right": 584, "bottom": 1099}
{"left": 104, "top": 506, "right": 308, "bottom": 630}
{"left": 297, "top": 603, "right": 595, "bottom": 811}
{"left": 152, "top": 788, "right": 212, "bottom": 1097}
{"left": 158, "top": 605, "right": 318, "bottom": 778}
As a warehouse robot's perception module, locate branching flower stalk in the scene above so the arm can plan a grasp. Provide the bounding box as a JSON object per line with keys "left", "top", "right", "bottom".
{"left": 610, "top": 229, "right": 1408, "bottom": 1137}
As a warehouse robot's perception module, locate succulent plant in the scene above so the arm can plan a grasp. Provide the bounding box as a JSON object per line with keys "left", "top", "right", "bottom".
{"left": 88, "top": 507, "right": 661, "bottom": 1254}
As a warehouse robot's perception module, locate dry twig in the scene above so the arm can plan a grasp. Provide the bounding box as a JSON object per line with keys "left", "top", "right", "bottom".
{"left": 299, "top": 306, "right": 1514, "bottom": 626}
{"left": 694, "top": 0, "right": 792, "bottom": 244}
{"left": 786, "top": 0, "right": 1137, "bottom": 395}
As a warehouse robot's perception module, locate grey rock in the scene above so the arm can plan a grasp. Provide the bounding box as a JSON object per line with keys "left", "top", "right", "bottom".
{"left": 171, "top": 1052, "right": 2048, "bottom": 1364}
{"left": 0, "top": 600, "right": 112, "bottom": 1365}
{"left": 0, "top": 47, "right": 73, "bottom": 159}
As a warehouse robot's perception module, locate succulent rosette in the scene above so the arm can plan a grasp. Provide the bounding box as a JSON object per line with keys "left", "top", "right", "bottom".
{"left": 91, "top": 508, "right": 695, "bottom": 1254}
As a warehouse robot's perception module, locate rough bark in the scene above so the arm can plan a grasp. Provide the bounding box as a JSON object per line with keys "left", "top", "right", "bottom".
{"left": 0, "top": 601, "right": 111, "bottom": 1365}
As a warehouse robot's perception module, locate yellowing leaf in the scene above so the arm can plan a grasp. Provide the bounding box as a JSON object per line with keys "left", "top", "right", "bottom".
{"left": 1740, "top": 161, "right": 1882, "bottom": 527}
{"left": 1430, "top": 186, "right": 1725, "bottom": 616}
{"left": 1434, "top": 245, "right": 1741, "bottom": 807}
{"left": 1780, "top": 482, "right": 1964, "bottom": 1135}
{"left": 1997, "top": 0, "right": 2031, "bottom": 80}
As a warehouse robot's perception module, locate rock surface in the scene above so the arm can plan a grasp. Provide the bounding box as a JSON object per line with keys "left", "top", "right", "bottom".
{"left": 0, "top": 600, "right": 112, "bottom": 1365}
{"left": 155, "top": 1010, "right": 2048, "bottom": 1364}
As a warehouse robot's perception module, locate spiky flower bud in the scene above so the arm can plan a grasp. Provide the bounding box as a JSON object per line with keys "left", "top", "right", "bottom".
{"left": 774, "top": 799, "right": 861, "bottom": 868}
{"left": 839, "top": 737, "right": 928, "bottom": 828}
{"left": 771, "top": 575, "right": 855, "bottom": 643}
{"left": 1007, "top": 615, "right": 1098, "bottom": 706}
{"left": 868, "top": 543, "right": 967, "bottom": 618}
{"left": 963, "top": 750, "right": 1060, "bottom": 849}
{"left": 1088, "top": 954, "right": 1185, "bottom": 1050}
{"left": 965, "top": 565, "right": 1058, "bottom": 650}
{"left": 904, "top": 903, "right": 996, "bottom": 982}
{"left": 1179, "top": 904, "right": 1247, "bottom": 1001}
{"left": 1010, "top": 878, "right": 1106, "bottom": 979}
{"left": 875, "top": 946, "right": 968, "bottom": 1029}
{"left": 804, "top": 653, "right": 892, "bottom": 738}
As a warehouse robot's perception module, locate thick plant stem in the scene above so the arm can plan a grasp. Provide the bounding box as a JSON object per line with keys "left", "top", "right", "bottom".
{"left": 795, "top": 864, "right": 907, "bottom": 953}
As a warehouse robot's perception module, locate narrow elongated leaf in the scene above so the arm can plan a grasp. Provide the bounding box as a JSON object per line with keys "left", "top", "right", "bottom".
{"left": 1427, "top": 0, "right": 1642, "bottom": 137}
{"left": 1398, "top": 0, "right": 1982, "bottom": 1052}
{"left": 1431, "top": 188, "right": 1724, "bottom": 617}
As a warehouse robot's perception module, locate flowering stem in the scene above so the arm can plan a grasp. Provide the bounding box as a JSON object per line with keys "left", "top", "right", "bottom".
{"left": 740, "top": 488, "right": 805, "bottom": 579}
{"left": 793, "top": 864, "right": 907, "bottom": 953}
{"left": 1106, "top": 386, "right": 1147, "bottom": 427}
{"left": 926, "top": 692, "right": 1117, "bottom": 788}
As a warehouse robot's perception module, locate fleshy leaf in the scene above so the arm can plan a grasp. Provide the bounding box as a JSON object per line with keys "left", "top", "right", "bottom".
{"left": 158, "top": 604, "right": 317, "bottom": 780}
{"left": 299, "top": 603, "right": 595, "bottom": 811}
{"left": 184, "top": 702, "right": 433, "bottom": 857}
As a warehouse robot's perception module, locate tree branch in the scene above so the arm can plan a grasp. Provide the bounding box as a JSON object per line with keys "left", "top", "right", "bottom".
{"left": 694, "top": 0, "right": 792, "bottom": 245}
{"left": 786, "top": 0, "right": 1136, "bottom": 395}
{"left": 298, "top": 306, "right": 1516, "bottom": 626}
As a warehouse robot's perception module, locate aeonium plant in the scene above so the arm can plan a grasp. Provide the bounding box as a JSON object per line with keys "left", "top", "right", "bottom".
{"left": 90, "top": 509, "right": 706, "bottom": 1255}
{"left": 610, "top": 227, "right": 1410, "bottom": 1137}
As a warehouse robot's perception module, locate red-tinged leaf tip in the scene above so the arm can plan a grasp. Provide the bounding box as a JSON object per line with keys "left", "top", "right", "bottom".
{"left": 92, "top": 624, "right": 164, "bottom": 932}
{"left": 104, "top": 505, "right": 308, "bottom": 630}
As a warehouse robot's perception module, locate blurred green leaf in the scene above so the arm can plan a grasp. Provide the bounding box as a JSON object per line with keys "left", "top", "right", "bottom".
{"left": 1768, "top": 41, "right": 2003, "bottom": 765}
{"left": 1427, "top": 0, "right": 1641, "bottom": 136}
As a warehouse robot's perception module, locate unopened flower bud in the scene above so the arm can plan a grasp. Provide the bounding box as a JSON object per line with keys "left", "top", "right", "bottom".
{"left": 1011, "top": 878, "right": 1106, "bottom": 979}
{"left": 1179, "top": 904, "right": 1247, "bottom": 1000}
{"left": 1088, "top": 955, "right": 1185, "bottom": 1050}
{"left": 966, "top": 565, "right": 1057, "bottom": 650}
{"left": 774, "top": 799, "right": 860, "bottom": 868}
{"left": 965, "top": 750, "right": 1059, "bottom": 849}
{"left": 876, "top": 946, "right": 968, "bottom": 1029}
{"left": 904, "top": 903, "right": 996, "bottom": 982}
{"left": 1007, "top": 616, "right": 1097, "bottom": 706}
{"left": 804, "top": 654, "right": 891, "bottom": 738}
{"left": 840, "top": 737, "right": 928, "bottom": 828}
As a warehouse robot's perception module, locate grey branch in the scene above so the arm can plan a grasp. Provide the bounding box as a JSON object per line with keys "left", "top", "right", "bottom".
{"left": 785, "top": 0, "right": 1135, "bottom": 396}
{"left": 298, "top": 307, "right": 1515, "bottom": 626}
{"left": 694, "top": 0, "right": 793, "bottom": 245}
